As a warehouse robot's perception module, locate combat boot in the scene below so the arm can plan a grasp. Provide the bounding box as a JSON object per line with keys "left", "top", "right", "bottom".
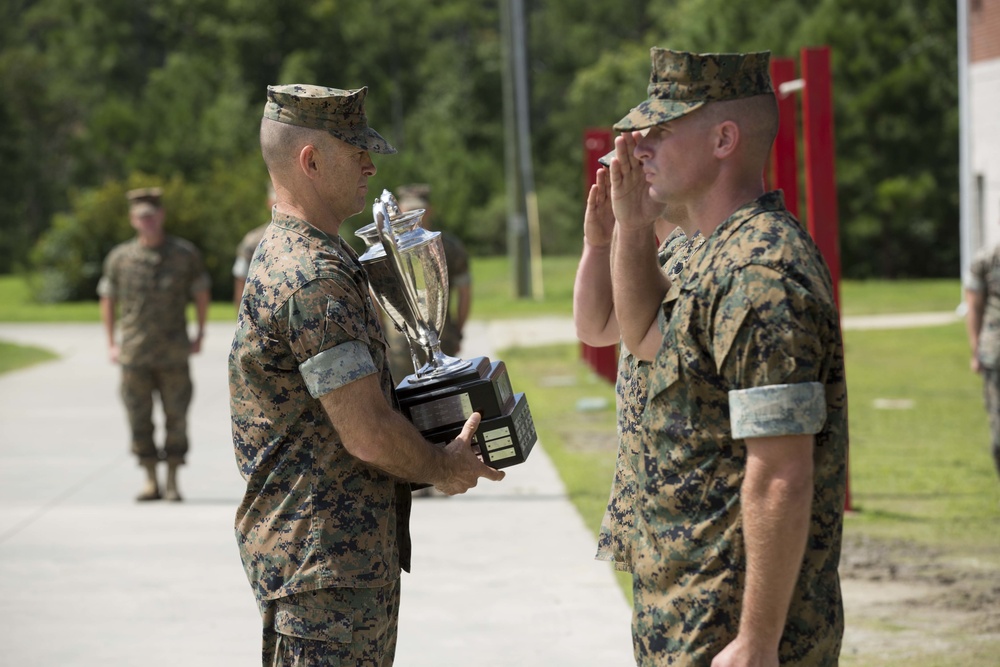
{"left": 164, "top": 463, "right": 183, "bottom": 502}
{"left": 136, "top": 461, "right": 160, "bottom": 502}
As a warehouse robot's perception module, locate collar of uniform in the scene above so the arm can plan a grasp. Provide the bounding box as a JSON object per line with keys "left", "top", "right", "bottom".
{"left": 681, "top": 190, "right": 786, "bottom": 287}
{"left": 269, "top": 209, "right": 336, "bottom": 244}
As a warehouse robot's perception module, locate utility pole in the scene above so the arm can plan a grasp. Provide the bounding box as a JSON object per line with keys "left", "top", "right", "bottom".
{"left": 499, "top": 0, "right": 542, "bottom": 299}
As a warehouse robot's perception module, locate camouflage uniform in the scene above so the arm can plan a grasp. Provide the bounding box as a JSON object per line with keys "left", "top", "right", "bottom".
{"left": 965, "top": 245, "right": 1000, "bottom": 477}
{"left": 613, "top": 50, "right": 847, "bottom": 665}
{"left": 632, "top": 193, "right": 847, "bottom": 665}
{"left": 596, "top": 230, "right": 705, "bottom": 571}
{"left": 97, "top": 236, "right": 210, "bottom": 465}
{"left": 232, "top": 84, "right": 404, "bottom": 666}
{"left": 231, "top": 210, "right": 411, "bottom": 664}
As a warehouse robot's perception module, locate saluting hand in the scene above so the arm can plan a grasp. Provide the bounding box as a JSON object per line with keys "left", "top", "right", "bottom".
{"left": 583, "top": 167, "right": 616, "bottom": 248}
{"left": 609, "top": 132, "right": 663, "bottom": 232}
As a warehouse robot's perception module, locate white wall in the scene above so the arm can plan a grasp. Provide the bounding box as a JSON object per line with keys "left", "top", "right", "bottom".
{"left": 971, "top": 57, "right": 1000, "bottom": 251}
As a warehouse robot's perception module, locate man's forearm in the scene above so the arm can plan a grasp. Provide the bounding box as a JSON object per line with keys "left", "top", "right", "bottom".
{"left": 965, "top": 288, "right": 984, "bottom": 358}
{"left": 737, "top": 435, "right": 814, "bottom": 653}
{"left": 573, "top": 241, "right": 618, "bottom": 346}
{"left": 99, "top": 297, "right": 116, "bottom": 348}
{"left": 611, "top": 226, "right": 668, "bottom": 359}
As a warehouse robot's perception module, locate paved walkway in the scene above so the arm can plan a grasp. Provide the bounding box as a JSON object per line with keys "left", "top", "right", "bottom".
{"left": 0, "top": 321, "right": 633, "bottom": 667}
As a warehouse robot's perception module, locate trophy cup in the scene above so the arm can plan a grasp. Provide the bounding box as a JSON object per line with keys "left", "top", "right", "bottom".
{"left": 356, "top": 190, "right": 536, "bottom": 469}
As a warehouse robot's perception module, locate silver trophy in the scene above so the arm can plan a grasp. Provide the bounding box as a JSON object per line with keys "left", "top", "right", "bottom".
{"left": 356, "top": 190, "right": 535, "bottom": 469}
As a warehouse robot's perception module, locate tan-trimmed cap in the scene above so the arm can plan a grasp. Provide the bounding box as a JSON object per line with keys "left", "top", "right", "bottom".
{"left": 396, "top": 183, "right": 431, "bottom": 210}
{"left": 614, "top": 49, "right": 773, "bottom": 132}
{"left": 126, "top": 187, "right": 163, "bottom": 216}
{"left": 263, "top": 84, "right": 396, "bottom": 154}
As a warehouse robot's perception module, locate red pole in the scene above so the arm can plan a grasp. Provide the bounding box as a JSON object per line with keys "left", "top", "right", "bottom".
{"left": 769, "top": 58, "right": 800, "bottom": 219}
{"left": 800, "top": 46, "right": 850, "bottom": 511}
{"left": 801, "top": 46, "right": 841, "bottom": 310}
{"left": 580, "top": 129, "right": 618, "bottom": 385}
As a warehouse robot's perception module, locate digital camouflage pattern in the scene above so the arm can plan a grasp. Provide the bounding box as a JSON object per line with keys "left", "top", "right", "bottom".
{"left": 965, "top": 245, "right": 1000, "bottom": 477}
{"left": 229, "top": 209, "right": 411, "bottom": 606}
{"left": 632, "top": 192, "right": 848, "bottom": 666}
{"left": 981, "top": 369, "right": 1000, "bottom": 477}
{"left": 97, "top": 235, "right": 208, "bottom": 465}
{"left": 966, "top": 244, "right": 1000, "bottom": 369}
{"left": 264, "top": 84, "right": 396, "bottom": 155}
{"left": 121, "top": 365, "right": 192, "bottom": 465}
{"left": 596, "top": 229, "right": 705, "bottom": 571}
{"left": 97, "top": 236, "right": 210, "bottom": 367}
{"left": 614, "top": 49, "right": 773, "bottom": 132}
{"left": 262, "top": 580, "right": 401, "bottom": 666}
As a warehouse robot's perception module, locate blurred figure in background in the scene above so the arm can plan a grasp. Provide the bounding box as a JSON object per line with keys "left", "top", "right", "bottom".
{"left": 232, "top": 184, "right": 277, "bottom": 306}
{"left": 964, "top": 239, "right": 1000, "bottom": 480}
{"left": 98, "top": 187, "right": 211, "bottom": 502}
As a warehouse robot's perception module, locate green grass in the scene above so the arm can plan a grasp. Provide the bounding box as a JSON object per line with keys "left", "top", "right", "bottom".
{"left": 0, "top": 340, "right": 58, "bottom": 374}
{"left": 840, "top": 278, "right": 962, "bottom": 317}
{"left": 842, "top": 322, "right": 1000, "bottom": 555}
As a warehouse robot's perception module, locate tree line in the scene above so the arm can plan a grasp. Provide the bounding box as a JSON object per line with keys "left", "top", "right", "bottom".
{"left": 0, "top": 0, "right": 958, "bottom": 301}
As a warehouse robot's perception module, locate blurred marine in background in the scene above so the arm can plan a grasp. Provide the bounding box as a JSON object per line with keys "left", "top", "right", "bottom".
{"left": 964, "top": 241, "right": 1000, "bottom": 481}
{"left": 97, "top": 187, "right": 211, "bottom": 502}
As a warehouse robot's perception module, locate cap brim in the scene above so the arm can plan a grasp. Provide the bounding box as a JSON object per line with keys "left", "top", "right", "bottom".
{"left": 597, "top": 149, "right": 615, "bottom": 167}
{"left": 326, "top": 126, "right": 397, "bottom": 155}
{"left": 364, "top": 127, "right": 396, "bottom": 155}
{"left": 613, "top": 99, "right": 705, "bottom": 132}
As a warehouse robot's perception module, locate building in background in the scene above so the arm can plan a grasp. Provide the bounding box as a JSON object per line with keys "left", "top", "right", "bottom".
{"left": 962, "top": 0, "right": 1000, "bottom": 266}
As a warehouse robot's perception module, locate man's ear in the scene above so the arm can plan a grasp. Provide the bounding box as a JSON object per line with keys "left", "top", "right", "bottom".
{"left": 297, "top": 144, "right": 320, "bottom": 180}
{"left": 713, "top": 120, "right": 740, "bottom": 159}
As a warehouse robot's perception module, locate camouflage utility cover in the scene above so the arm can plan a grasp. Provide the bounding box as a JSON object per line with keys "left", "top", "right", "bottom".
{"left": 595, "top": 228, "right": 705, "bottom": 571}
{"left": 229, "top": 209, "right": 410, "bottom": 604}
{"left": 615, "top": 49, "right": 773, "bottom": 132}
{"left": 966, "top": 244, "right": 1000, "bottom": 369}
{"left": 264, "top": 84, "right": 396, "bottom": 155}
{"left": 97, "top": 236, "right": 210, "bottom": 367}
{"left": 632, "top": 192, "right": 848, "bottom": 665}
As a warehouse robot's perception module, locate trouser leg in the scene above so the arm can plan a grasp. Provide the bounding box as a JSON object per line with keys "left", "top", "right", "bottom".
{"left": 984, "top": 369, "right": 1000, "bottom": 479}
{"left": 267, "top": 579, "right": 401, "bottom": 666}
{"left": 121, "top": 365, "right": 157, "bottom": 465}
{"left": 157, "top": 364, "right": 192, "bottom": 466}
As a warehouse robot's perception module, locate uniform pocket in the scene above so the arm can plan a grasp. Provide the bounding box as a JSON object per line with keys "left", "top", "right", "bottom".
{"left": 273, "top": 599, "right": 353, "bottom": 643}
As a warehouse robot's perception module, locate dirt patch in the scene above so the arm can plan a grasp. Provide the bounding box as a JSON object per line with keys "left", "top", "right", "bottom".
{"left": 840, "top": 533, "right": 1000, "bottom": 665}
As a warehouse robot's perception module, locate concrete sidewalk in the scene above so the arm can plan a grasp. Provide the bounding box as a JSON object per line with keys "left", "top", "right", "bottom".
{"left": 0, "top": 321, "right": 634, "bottom": 667}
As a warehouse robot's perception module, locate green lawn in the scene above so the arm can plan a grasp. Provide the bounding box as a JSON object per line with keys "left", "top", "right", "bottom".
{"left": 0, "top": 340, "right": 58, "bottom": 374}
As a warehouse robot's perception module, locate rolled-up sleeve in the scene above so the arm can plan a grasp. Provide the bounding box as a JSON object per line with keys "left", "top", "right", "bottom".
{"left": 286, "top": 277, "right": 377, "bottom": 399}
{"left": 300, "top": 340, "right": 377, "bottom": 398}
{"left": 715, "top": 264, "right": 831, "bottom": 440}
{"left": 729, "top": 382, "right": 826, "bottom": 439}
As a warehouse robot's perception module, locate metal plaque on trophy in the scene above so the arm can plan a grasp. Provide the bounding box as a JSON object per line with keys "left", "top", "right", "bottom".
{"left": 356, "top": 190, "right": 536, "bottom": 469}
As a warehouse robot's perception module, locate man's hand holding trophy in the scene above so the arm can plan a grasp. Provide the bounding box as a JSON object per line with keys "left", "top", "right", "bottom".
{"left": 356, "top": 190, "right": 536, "bottom": 469}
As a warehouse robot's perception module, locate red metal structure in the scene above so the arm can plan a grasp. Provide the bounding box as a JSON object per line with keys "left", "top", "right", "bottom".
{"left": 579, "top": 128, "right": 618, "bottom": 384}
{"left": 770, "top": 46, "right": 850, "bottom": 510}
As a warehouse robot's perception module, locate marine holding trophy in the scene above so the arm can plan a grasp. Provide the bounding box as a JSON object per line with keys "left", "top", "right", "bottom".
{"left": 229, "top": 84, "right": 505, "bottom": 666}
